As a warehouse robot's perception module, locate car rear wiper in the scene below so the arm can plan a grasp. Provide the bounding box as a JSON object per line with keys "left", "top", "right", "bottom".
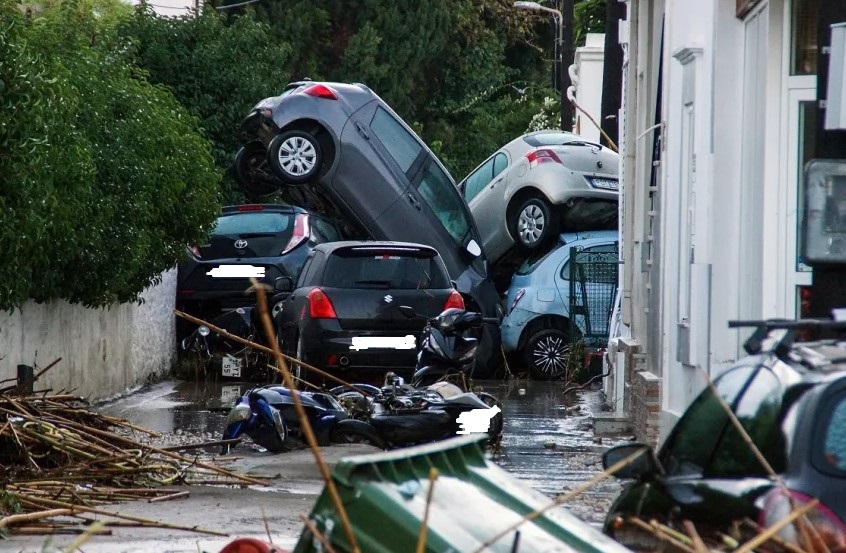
{"left": 354, "top": 280, "right": 392, "bottom": 289}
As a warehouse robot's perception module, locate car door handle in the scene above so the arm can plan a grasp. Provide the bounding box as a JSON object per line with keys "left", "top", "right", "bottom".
{"left": 490, "top": 177, "right": 503, "bottom": 189}
{"left": 354, "top": 121, "right": 369, "bottom": 140}
{"left": 407, "top": 193, "right": 422, "bottom": 210}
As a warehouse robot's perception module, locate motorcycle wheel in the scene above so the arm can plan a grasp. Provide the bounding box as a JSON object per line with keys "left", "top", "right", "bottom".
{"left": 251, "top": 407, "right": 288, "bottom": 453}
{"left": 329, "top": 428, "right": 385, "bottom": 449}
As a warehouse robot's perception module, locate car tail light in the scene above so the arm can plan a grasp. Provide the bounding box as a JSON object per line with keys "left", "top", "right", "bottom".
{"left": 326, "top": 354, "right": 338, "bottom": 366}
{"left": 307, "top": 288, "right": 337, "bottom": 319}
{"left": 759, "top": 489, "right": 846, "bottom": 550}
{"left": 443, "top": 290, "right": 465, "bottom": 311}
{"left": 510, "top": 288, "right": 526, "bottom": 313}
{"left": 238, "top": 204, "right": 265, "bottom": 212}
{"left": 188, "top": 245, "right": 202, "bottom": 259}
{"left": 302, "top": 84, "right": 337, "bottom": 100}
{"left": 281, "top": 214, "right": 310, "bottom": 255}
{"left": 525, "top": 148, "right": 562, "bottom": 168}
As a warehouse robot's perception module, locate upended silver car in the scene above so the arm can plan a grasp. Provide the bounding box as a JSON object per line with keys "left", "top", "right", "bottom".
{"left": 457, "top": 130, "right": 619, "bottom": 263}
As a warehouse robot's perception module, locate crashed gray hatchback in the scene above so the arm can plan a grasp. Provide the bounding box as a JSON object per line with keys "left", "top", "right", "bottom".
{"left": 235, "top": 80, "right": 502, "bottom": 375}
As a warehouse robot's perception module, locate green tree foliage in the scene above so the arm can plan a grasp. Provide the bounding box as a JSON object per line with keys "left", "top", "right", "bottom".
{"left": 117, "top": 7, "right": 291, "bottom": 201}
{"left": 574, "top": 0, "right": 607, "bottom": 47}
{"left": 0, "top": 0, "right": 220, "bottom": 310}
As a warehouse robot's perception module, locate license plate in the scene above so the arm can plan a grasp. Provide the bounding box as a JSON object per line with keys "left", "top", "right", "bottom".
{"left": 206, "top": 265, "right": 266, "bottom": 278}
{"left": 221, "top": 355, "right": 243, "bottom": 378}
{"left": 350, "top": 335, "right": 416, "bottom": 351}
{"left": 590, "top": 177, "right": 619, "bottom": 190}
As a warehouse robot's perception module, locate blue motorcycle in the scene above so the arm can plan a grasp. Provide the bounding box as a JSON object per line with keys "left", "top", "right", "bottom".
{"left": 222, "top": 386, "right": 384, "bottom": 453}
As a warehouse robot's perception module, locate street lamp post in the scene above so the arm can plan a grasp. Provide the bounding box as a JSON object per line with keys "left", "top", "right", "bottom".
{"left": 514, "top": 1, "right": 574, "bottom": 131}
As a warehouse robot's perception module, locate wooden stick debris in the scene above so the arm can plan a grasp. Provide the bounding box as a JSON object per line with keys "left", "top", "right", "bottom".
{"left": 624, "top": 517, "right": 695, "bottom": 553}
{"left": 734, "top": 499, "right": 819, "bottom": 553}
{"left": 300, "top": 514, "right": 337, "bottom": 553}
{"left": 415, "top": 468, "right": 439, "bottom": 553}
{"left": 253, "top": 280, "right": 361, "bottom": 553}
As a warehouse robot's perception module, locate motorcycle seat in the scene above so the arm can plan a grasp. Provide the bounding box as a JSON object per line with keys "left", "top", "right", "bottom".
{"left": 441, "top": 392, "right": 490, "bottom": 409}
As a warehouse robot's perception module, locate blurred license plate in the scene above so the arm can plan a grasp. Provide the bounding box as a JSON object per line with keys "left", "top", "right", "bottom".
{"left": 590, "top": 177, "right": 618, "bottom": 190}
{"left": 207, "top": 265, "right": 266, "bottom": 278}
{"left": 221, "top": 355, "right": 242, "bottom": 378}
{"left": 350, "top": 335, "right": 416, "bottom": 351}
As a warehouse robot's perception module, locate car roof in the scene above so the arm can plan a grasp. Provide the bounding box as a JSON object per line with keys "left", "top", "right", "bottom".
{"left": 220, "top": 204, "right": 308, "bottom": 215}
{"left": 313, "top": 241, "right": 441, "bottom": 256}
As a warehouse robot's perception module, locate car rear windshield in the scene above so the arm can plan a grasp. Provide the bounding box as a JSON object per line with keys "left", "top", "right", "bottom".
{"left": 322, "top": 249, "right": 449, "bottom": 289}
{"left": 213, "top": 212, "right": 294, "bottom": 238}
{"left": 523, "top": 131, "right": 584, "bottom": 147}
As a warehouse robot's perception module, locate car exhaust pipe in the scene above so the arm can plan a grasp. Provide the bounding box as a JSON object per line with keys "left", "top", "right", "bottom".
{"left": 338, "top": 356, "right": 350, "bottom": 368}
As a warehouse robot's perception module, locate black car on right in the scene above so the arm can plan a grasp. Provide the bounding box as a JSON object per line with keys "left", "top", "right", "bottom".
{"left": 603, "top": 320, "right": 846, "bottom": 551}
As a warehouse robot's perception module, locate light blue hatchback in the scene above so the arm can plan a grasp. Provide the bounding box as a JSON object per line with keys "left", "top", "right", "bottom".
{"left": 501, "top": 230, "right": 618, "bottom": 380}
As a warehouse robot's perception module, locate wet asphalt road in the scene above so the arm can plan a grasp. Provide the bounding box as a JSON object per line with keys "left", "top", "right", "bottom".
{"left": 100, "top": 377, "right": 631, "bottom": 527}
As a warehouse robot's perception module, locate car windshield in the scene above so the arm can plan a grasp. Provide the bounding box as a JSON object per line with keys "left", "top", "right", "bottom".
{"left": 660, "top": 365, "right": 788, "bottom": 478}
{"left": 417, "top": 163, "right": 472, "bottom": 247}
{"left": 322, "top": 250, "right": 449, "bottom": 289}
{"left": 523, "top": 131, "right": 584, "bottom": 147}
{"left": 212, "top": 212, "right": 294, "bottom": 238}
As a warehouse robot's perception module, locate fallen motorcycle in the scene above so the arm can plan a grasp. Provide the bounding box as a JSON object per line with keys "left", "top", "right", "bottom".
{"left": 222, "top": 386, "right": 384, "bottom": 453}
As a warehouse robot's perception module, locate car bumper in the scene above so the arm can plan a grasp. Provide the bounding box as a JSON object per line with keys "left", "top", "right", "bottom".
{"left": 500, "top": 307, "right": 539, "bottom": 352}
{"left": 299, "top": 321, "right": 420, "bottom": 378}
{"left": 178, "top": 256, "right": 296, "bottom": 306}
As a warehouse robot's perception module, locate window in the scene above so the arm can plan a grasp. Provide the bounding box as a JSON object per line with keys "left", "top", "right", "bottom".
{"left": 311, "top": 218, "right": 341, "bottom": 243}
{"left": 323, "top": 250, "right": 449, "bottom": 290}
{"left": 560, "top": 243, "right": 618, "bottom": 281}
{"left": 417, "top": 163, "right": 471, "bottom": 246}
{"left": 823, "top": 395, "right": 846, "bottom": 471}
{"left": 516, "top": 245, "right": 560, "bottom": 276}
{"left": 464, "top": 158, "right": 495, "bottom": 202}
{"left": 493, "top": 152, "right": 509, "bottom": 176}
{"left": 791, "top": 0, "right": 820, "bottom": 75}
{"left": 212, "top": 213, "right": 293, "bottom": 237}
{"left": 370, "top": 106, "right": 422, "bottom": 173}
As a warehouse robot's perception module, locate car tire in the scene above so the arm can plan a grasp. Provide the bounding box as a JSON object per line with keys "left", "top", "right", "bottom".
{"left": 234, "top": 142, "right": 279, "bottom": 196}
{"left": 267, "top": 130, "right": 323, "bottom": 185}
{"left": 511, "top": 195, "right": 557, "bottom": 251}
{"left": 522, "top": 328, "right": 572, "bottom": 381}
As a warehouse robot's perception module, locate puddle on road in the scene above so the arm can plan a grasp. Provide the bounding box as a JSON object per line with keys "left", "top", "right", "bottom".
{"left": 102, "top": 378, "right": 631, "bottom": 525}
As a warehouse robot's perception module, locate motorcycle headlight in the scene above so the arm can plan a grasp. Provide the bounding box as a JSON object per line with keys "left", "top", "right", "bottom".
{"left": 198, "top": 326, "right": 211, "bottom": 337}
{"left": 225, "top": 403, "right": 252, "bottom": 427}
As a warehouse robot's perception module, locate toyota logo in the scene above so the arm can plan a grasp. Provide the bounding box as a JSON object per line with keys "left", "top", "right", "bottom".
{"left": 234, "top": 239, "right": 248, "bottom": 249}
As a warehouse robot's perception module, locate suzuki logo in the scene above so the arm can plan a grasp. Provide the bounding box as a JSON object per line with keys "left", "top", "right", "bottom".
{"left": 234, "top": 239, "right": 248, "bottom": 249}
{"left": 384, "top": 295, "right": 393, "bottom": 303}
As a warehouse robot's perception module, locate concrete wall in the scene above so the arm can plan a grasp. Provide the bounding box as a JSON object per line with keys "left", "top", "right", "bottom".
{"left": 0, "top": 269, "right": 176, "bottom": 400}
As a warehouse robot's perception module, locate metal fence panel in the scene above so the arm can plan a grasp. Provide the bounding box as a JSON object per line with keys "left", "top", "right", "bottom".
{"left": 568, "top": 246, "right": 620, "bottom": 348}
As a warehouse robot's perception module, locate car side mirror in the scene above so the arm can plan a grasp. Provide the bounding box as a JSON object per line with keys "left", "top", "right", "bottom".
{"left": 398, "top": 305, "right": 417, "bottom": 319}
{"left": 466, "top": 239, "right": 482, "bottom": 258}
{"left": 275, "top": 276, "right": 293, "bottom": 292}
{"left": 602, "top": 443, "right": 662, "bottom": 481}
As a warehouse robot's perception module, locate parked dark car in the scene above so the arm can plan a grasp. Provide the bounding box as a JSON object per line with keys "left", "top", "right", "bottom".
{"left": 602, "top": 321, "right": 846, "bottom": 551}
{"left": 235, "top": 80, "right": 502, "bottom": 375}
{"left": 274, "top": 241, "right": 466, "bottom": 386}
{"left": 177, "top": 204, "right": 343, "bottom": 321}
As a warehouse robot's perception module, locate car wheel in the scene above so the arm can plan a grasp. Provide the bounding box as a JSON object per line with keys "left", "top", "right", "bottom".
{"left": 512, "top": 195, "right": 557, "bottom": 251}
{"left": 267, "top": 130, "right": 323, "bottom": 185}
{"left": 234, "top": 142, "right": 279, "bottom": 195}
{"left": 294, "top": 334, "right": 312, "bottom": 385}
{"left": 522, "top": 328, "right": 572, "bottom": 381}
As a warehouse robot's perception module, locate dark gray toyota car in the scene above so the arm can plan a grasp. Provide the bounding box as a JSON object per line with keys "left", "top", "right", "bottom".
{"left": 235, "top": 80, "right": 502, "bottom": 375}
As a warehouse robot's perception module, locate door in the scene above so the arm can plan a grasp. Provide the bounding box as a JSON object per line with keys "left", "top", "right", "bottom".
{"left": 464, "top": 152, "right": 510, "bottom": 255}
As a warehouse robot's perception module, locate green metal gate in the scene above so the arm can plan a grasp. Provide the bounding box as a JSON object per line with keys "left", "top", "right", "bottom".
{"left": 568, "top": 245, "right": 620, "bottom": 348}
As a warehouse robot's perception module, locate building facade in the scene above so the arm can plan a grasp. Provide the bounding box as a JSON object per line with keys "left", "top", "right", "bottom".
{"left": 606, "top": 0, "right": 828, "bottom": 445}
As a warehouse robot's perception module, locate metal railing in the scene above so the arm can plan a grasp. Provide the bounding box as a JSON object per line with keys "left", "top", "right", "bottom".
{"left": 568, "top": 247, "right": 620, "bottom": 348}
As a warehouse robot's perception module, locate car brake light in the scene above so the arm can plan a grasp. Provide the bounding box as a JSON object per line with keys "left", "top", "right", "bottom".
{"left": 307, "top": 288, "right": 337, "bottom": 319}
{"left": 281, "top": 214, "right": 310, "bottom": 255}
{"left": 302, "top": 84, "right": 337, "bottom": 100}
{"left": 188, "top": 245, "right": 202, "bottom": 259}
{"left": 759, "top": 489, "right": 846, "bottom": 550}
{"left": 444, "top": 290, "right": 465, "bottom": 311}
{"left": 238, "top": 204, "right": 264, "bottom": 211}
{"left": 510, "top": 289, "right": 526, "bottom": 313}
{"left": 525, "top": 148, "right": 562, "bottom": 168}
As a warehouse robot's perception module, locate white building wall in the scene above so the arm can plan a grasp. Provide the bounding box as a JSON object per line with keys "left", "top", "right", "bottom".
{"left": 572, "top": 33, "right": 606, "bottom": 143}
{"left": 0, "top": 270, "right": 177, "bottom": 400}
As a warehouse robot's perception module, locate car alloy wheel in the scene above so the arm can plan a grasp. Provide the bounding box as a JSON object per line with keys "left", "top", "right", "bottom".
{"left": 523, "top": 328, "right": 571, "bottom": 380}
{"left": 512, "top": 196, "right": 556, "bottom": 251}
{"left": 268, "top": 130, "right": 323, "bottom": 185}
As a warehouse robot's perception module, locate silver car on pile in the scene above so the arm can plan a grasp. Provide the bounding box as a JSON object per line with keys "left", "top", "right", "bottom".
{"left": 457, "top": 130, "right": 619, "bottom": 263}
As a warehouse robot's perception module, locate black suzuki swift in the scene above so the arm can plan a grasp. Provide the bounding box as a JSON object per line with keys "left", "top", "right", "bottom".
{"left": 274, "top": 241, "right": 465, "bottom": 385}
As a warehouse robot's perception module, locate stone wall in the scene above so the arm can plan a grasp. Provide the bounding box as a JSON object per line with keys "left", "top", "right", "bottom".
{"left": 631, "top": 370, "right": 661, "bottom": 446}
{"left": 0, "top": 269, "right": 176, "bottom": 400}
